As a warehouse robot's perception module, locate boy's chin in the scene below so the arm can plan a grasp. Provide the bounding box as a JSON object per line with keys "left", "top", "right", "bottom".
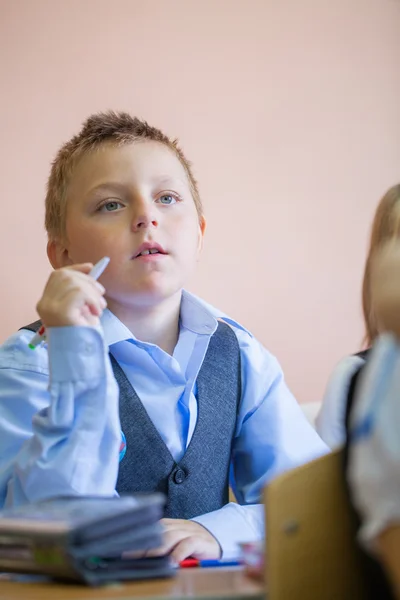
{"left": 126, "top": 284, "right": 183, "bottom": 307}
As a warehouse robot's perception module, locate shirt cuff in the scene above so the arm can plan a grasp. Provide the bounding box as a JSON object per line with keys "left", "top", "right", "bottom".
{"left": 192, "top": 503, "right": 264, "bottom": 559}
{"left": 47, "top": 326, "right": 107, "bottom": 383}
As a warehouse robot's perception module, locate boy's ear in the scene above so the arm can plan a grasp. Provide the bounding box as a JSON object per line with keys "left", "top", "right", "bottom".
{"left": 47, "top": 239, "right": 73, "bottom": 269}
{"left": 197, "top": 216, "right": 207, "bottom": 254}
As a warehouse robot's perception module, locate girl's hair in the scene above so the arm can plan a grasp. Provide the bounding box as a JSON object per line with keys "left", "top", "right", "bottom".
{"left": 362, "top": 184, "right": 400, "bottom": 346}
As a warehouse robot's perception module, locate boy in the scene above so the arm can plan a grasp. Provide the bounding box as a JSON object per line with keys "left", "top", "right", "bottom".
{"left": 0, "top": 112, "right": 327, "bottom": 562}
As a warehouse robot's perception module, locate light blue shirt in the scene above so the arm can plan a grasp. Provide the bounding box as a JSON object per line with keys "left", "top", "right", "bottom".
{"left": 0, "top": 290, "right": 328, "bottom": 558}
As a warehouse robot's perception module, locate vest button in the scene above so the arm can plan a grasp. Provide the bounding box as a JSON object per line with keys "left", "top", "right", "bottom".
{"left": 173, "top": 469, "right": 186, "bottom": 484}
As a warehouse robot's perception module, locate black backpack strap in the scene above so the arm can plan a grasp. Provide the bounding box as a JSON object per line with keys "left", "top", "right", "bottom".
{"left": 354, "top": 349, "right": 370, "bottom": 361}
{"left": 344, "top": 363, "right": 365, "bottom": 437}
{"left": 19, "top": 320, "right": 42, "bottom": 333}
{"left": 343, "top": 349, "right": 370, "bottom": 446}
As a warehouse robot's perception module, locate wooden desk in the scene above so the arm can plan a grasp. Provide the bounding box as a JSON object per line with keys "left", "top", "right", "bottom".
{"left": 0, "top": 567, "right": 264, "bottom": 600}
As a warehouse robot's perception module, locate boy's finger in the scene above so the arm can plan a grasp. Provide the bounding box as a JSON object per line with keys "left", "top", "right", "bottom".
{"left": 64, "top": 268, "right": 106, "bottom": 294}
{"left": 95, "top": 281, "right": 105, "bottom": 294}
{"left": 170, "top": 536, "right": 199, "bottom": 563}
{"left": 64, "top": 263, "right": 94, "bottom": 273}
{"left": 160, "top": 518, "right": 184, "bottom": 529}
{"left": 145, "top": 530, "right": 188, "bottom": 558}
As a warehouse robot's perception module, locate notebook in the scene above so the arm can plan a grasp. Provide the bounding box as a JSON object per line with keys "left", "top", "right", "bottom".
{"left": 0, "top": 494, "right": 173, "bottom": 585}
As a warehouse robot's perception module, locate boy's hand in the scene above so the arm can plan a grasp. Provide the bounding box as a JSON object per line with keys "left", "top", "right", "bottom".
{"left": 147, "top": 518, "right": 221, "bottom": 563}
{"left": 36, "top": 263, "right": 107, "bottom": 328}
{"left": 371, "top": 242, "right": 400, "bottom": 339}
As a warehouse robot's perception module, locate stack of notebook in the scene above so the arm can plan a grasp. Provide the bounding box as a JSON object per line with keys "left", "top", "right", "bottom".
{"left": 0, "top": 494, "right": 173, "bottom": 585}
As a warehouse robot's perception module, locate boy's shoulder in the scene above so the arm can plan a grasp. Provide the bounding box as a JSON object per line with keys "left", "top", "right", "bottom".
{"left": 186, "top": 294, "right": 286, "bottom": 376}
{"left": 186, "top": 294, "right": 286, "bottom": 387}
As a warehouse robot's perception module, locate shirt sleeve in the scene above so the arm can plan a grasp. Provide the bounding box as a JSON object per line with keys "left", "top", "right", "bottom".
{"left": 348, "top": 334, "right": 400, "bottom": 554}
{"left": 0, "top": 326, "right": 121, "bottom": 508}
{"left": 193, "top": 328, "right": 329, "bottom": 558}
{"left": 316, "top": 355, "right": 366, "bottom": 449}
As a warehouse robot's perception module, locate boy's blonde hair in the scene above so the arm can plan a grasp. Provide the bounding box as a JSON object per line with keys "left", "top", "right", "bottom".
{"left": 362, "top": 184, "right": 400, "bottom": 346}
{"left": 45, "top": 111, "right": 202, "bottom": 241}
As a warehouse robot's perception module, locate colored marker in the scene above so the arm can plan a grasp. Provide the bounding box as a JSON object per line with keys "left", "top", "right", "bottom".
{"left": 179, "top": 558, "right": 242, "bottom": 568}
{"left": 28, "top": 257, "right": 110, "bottom": 350}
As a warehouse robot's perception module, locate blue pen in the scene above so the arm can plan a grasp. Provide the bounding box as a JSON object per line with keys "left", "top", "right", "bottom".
{"left": 200, "top": 559, "right": 241, "bottom": 568}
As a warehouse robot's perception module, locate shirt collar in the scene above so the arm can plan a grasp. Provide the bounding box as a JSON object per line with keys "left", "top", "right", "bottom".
{"left": 100, "top": 309, "right": 134, "bottom": 346}
{"left": 179, "top": 290, "right": 218, "bottom": 335}
{"left": 184, "top": 291, "right": 253, "bottom": 337}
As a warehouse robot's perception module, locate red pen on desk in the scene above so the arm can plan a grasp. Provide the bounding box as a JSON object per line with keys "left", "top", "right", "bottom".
{"left": 179, "top": 559, "right": 199, "bottom": 568}
{"left": 179, "top": 558, "right": 241, "bottom": 568}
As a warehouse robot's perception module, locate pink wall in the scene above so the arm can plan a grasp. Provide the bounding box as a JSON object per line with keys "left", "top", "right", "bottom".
{"left": 1, "top": 0, "right": 399, "bottom": 402}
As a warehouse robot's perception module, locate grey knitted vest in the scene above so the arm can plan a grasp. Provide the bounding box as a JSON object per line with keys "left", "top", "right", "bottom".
{"left": 21, "top": 320, "right": 241, "bottom": 519}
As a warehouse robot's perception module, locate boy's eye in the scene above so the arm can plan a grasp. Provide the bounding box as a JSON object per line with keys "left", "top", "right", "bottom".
{"left": 99, "top": 200, "right": 124, "bottom": 212}
{"left": 157, "top": 194, "right": 178, "bottom": 205}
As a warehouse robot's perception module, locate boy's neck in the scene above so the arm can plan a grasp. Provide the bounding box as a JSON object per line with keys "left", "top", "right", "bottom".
{"left": 107, "top": 292, "right": 182, "bottom": 355}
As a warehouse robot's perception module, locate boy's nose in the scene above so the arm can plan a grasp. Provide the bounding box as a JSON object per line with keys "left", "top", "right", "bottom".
{"left": 131, "top": 204, "right": 158, "bottom": 232}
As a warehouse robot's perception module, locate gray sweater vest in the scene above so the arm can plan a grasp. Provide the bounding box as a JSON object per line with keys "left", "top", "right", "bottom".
{"left": 21, "top": 320, "right": 241, "bottom": 519}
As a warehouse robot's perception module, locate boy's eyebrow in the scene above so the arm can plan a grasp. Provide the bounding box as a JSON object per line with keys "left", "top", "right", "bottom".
{"left": 87, "top": 178, "right": 188, "bottom": 198}
{"left": 150, "top": 175, "right": 188, "bottom": 188}
{"left": 86, "top": 182, "right": 128, "bottom": 197}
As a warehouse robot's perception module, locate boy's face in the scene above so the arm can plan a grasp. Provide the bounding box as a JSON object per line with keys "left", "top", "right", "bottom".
{"left": 53, "top": 141, "right": 205, "bottom": 309}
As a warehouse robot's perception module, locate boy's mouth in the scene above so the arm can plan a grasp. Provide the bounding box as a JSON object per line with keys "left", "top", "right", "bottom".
{"left": 133, "top": 242, "right": 167, "bottom": 259}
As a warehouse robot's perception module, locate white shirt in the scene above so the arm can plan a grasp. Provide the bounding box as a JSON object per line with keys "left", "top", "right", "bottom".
{"left": 348, "top": 334, "right": 400, "bottom": 554}
{"left": 316, "top": 354, "right": 367, "bottom": 449}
